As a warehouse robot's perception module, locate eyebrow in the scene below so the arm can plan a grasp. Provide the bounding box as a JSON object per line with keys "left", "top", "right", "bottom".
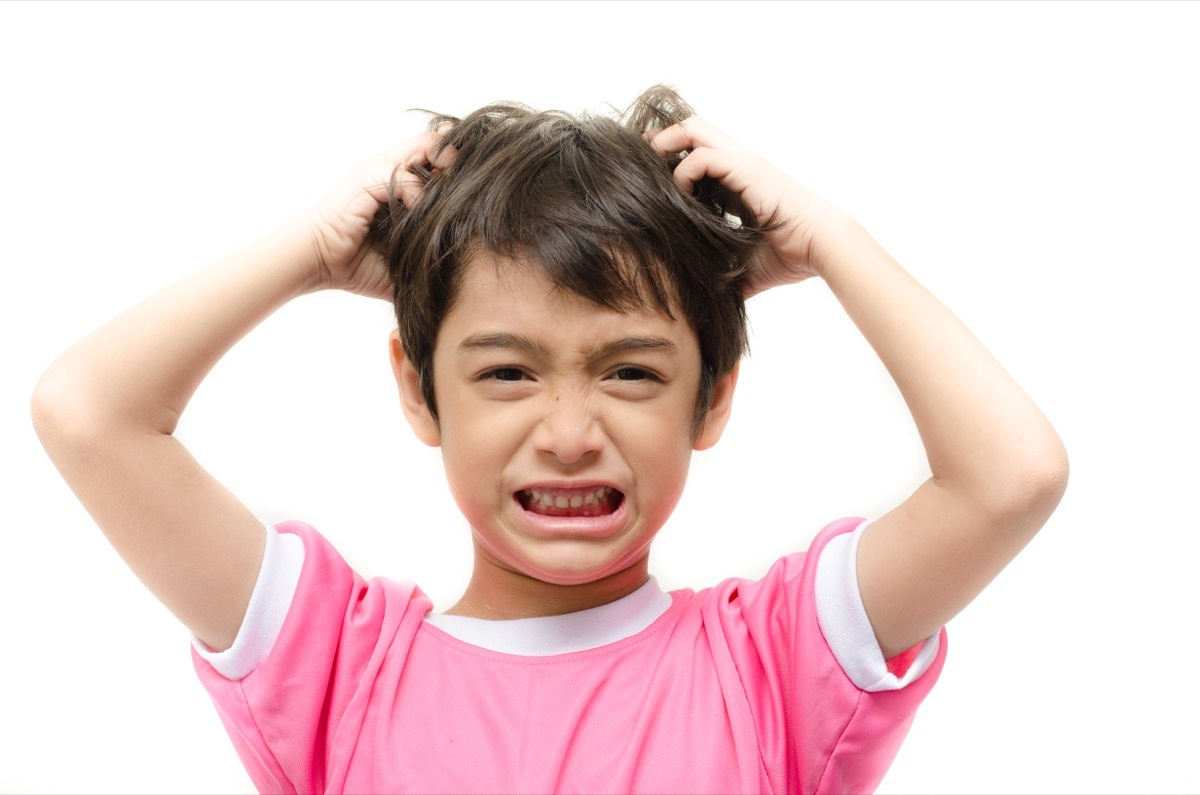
{"left": 457, "top": 332, "right": 678, "bottom": 360}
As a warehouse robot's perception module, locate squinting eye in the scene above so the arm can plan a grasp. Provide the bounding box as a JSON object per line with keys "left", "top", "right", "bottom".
{"left": 613, "top": 367, "right": 654, "bottom": 381}
{"left": 486, "top": 367, "right": 526, "bottom": 382}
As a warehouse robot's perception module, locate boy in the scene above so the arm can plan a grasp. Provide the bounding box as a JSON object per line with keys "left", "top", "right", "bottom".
{"left": 31, "top": 87, "right": 1067, "bottom": 792}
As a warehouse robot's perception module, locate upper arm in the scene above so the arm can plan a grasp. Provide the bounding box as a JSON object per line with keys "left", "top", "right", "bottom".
{"left": 32, "top": 376, "right": 265, "bottom": 652}
{"left": 855, "top": 452, "right": 1068, "bottom": 659}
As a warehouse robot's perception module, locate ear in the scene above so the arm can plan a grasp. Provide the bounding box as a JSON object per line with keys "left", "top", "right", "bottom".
{"left": 693, "top": 362, "right": 739, "bottom": 451}
{"left": 389, "top": 330, "right": 441, "bottom": 447}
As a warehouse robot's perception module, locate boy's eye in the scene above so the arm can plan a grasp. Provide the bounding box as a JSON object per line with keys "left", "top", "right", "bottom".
{"left": 611, "top": 367, "right": 656, "bottom": 382}
{"left": 484, "top": 367, "right": 526, "bottom": 382}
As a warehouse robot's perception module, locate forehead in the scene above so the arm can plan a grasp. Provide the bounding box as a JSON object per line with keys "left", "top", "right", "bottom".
{"left": 436, "top": 256, "right": 699, "bottom": 358}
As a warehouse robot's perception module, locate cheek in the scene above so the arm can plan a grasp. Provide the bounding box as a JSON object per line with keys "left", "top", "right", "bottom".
{"left": 616, "top": 415, "right": 694, "bottom": 511}
{"left": 437, "top": 410, "right": 527, "bottom": 501}
{"left": 616, "top": 402, "right": 695, "bottom": 461}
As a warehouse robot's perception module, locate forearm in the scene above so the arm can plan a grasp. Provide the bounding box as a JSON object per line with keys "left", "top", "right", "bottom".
{"left": 814, "top": 217, "right": 1068, "bottom": 513}
{"left": 35, "top": 218, "right": 320, "bottom": 437}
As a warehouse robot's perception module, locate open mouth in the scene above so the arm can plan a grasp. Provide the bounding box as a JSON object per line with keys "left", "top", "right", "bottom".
{"left": 516, "top": 485, "right": 624, "bottom": 518}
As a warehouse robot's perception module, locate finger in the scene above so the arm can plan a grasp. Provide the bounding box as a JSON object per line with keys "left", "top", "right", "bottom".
{"left": 648, "top": 117, "right": 740, "bottom": 158}
{"left": 348, "top": 134, "right": 429, "bottom": 202}
{"left": 371, "top": 130, "right": 455, "bottom": 206}
{"left": 393, "top": 168, "right": 427, "bottom": 208}
{"left": 429, "top": 138, "right": 458, "bottom": 174}
{"left": 398, "top": 129, "right": 461, "bottom": 191}
{"left": 670, "top": 146, "right": 750, "bottom": 196}
{"left": 647, "top": 121, "right": 694, "bottom": 159}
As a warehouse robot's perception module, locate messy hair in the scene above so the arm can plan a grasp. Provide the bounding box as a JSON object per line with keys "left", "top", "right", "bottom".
{"left": 370, "top": 85, "right": 772, "bottom": 432}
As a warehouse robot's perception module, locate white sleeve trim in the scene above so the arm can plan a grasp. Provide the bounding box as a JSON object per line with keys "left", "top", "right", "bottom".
{"left": 191, "top": 520, "right": 305, "bottom": 681}
{"left": 814, "top": 520, "right": 940, "bottom": 692}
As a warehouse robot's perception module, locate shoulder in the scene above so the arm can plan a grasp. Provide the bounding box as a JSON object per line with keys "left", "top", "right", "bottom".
{"left": 194, "top": 521, "right": 430, "bottom": 681}
{"left": 684, "top": 516, "right": 866, "bottom": 619}
{"left": 674, "top": 517, "right": 946, "bottom": 791}
{"left": 264, "top": 521, "right": 431, "bottom": 654}
{"left": 191, "top": 521, "right": 433, "bottom": 793}
{"left": 679, "top": 517, "right": 944, "bottom": 692}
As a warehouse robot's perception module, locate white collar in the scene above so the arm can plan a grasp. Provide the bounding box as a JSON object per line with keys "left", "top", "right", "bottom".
{"left": 422, "top": 578, "right": 672, "bottom": 657}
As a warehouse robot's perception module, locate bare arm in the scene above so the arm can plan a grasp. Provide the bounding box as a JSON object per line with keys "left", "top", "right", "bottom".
{"left": 651, "top": 120, "right": 1068, "bottom": 658}
{"left": 810, "top": 219, "right": 1067, "bottom": 657}
{"left": 31, "top": 135, "right": 447, "bottom": 651}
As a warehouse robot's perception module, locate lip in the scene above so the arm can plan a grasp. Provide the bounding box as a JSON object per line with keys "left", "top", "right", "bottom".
{"left": 511, "top": 482, "right": 629, "bottom": 538}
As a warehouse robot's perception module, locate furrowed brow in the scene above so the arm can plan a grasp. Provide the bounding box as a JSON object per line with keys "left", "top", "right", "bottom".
{"left": 592, "top": 337, "right": 679, "bottom": 359}
{"left": 456, "top": 333, "right": 678, "bottom": 360}
{"left": 457, "top": 332, "right": 546, "bottom": 357}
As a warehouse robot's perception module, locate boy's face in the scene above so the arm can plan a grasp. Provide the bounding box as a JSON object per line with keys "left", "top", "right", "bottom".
{"left": 392, "top": 255, "right": 736, "bottom": 605}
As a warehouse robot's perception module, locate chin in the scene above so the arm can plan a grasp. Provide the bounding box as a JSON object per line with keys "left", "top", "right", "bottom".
{"left": 521, "top": 550, "right": 648, "bottom": 588}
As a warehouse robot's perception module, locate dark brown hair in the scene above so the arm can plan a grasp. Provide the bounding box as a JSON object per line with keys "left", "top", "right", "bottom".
{"left": 370, "top": 85, "right": 772, "bottom": 432}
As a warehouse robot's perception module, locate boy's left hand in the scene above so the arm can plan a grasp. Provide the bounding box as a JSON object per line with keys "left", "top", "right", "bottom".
{"left": 648, "top": 118, "right": 850, "bottom": 298}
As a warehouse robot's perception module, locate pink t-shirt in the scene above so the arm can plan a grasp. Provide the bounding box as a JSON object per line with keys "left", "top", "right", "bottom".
{"left": 193, "top": 518, "right": 945, "bottom": 793}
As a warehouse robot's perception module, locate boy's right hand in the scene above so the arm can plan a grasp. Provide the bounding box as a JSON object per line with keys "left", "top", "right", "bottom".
{"left": 304, "top": 129, "right": 456, "bottom": 300}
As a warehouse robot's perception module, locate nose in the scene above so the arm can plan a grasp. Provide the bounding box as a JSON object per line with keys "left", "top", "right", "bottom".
{"left": 531, "top": 393, "right": 604, "bottom": 465}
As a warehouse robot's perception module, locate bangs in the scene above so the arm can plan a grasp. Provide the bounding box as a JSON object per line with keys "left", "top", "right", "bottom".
{"left": 423, "top": 109, "right": 700, "bottom": 318}
{"left": 373, "top": 86, "right": 773, "bottom": 428}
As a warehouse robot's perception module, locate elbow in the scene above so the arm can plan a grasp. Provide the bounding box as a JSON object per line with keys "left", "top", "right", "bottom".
{"left": 31, "top": 366, "right": 83, "bottom": 455}
{"left": 30, "top": 364, "right": 109, "bottom": 459}
{"left": 943, "top": 428, "right": 1068, "bottom": 533}
{"left": 33, "top": 360, "right": 177, "bottom": 464}
{"left": 1027, "top": 422, "right": 1069, "bottom": 500}
{"left": 1019, "top": 442, "right": 1069, "bottom": 517}
{"left": 985, "top": 436, "right": 1070, "bottom": 531}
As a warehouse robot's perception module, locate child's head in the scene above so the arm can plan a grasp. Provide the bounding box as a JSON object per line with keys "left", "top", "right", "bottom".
{"left": 372, "top": 86, "right": 769, "bottom": 434}
{"left": 371, "top": 87, "right": 776, "bottom": 594}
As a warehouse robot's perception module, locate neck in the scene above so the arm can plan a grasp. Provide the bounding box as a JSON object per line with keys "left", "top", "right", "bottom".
{"left": 445, "top": 548, "right": 651, "bottom": 620}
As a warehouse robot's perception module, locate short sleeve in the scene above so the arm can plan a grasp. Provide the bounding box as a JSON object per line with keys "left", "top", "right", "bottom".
{"left": 191, "top": 520, "right": 305, "bottom": 680}
{"left": 814, "top": 519, "right": 941, "bottom": 691}
{"left": 191, "top": 522, "right": 432, "bottom": 794}
{"left": 702, "top": 517, "right": 947, "bottom": 794}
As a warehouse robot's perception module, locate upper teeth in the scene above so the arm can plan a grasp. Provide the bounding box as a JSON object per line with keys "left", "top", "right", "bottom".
{"left": 527, "top": 486, "right": 612, "bottom": 509}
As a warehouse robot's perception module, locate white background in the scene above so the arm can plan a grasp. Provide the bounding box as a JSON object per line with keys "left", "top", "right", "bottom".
{"left": 3, "top": 1, "right": 1198, "bottom": 792}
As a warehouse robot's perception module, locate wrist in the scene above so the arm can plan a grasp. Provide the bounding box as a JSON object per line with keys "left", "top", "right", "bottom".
{"left": 808, "top": 212, "right": 879, "bottom": 282}
{"left": 268, "top": 215, "right": 333, "bottom": 297}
